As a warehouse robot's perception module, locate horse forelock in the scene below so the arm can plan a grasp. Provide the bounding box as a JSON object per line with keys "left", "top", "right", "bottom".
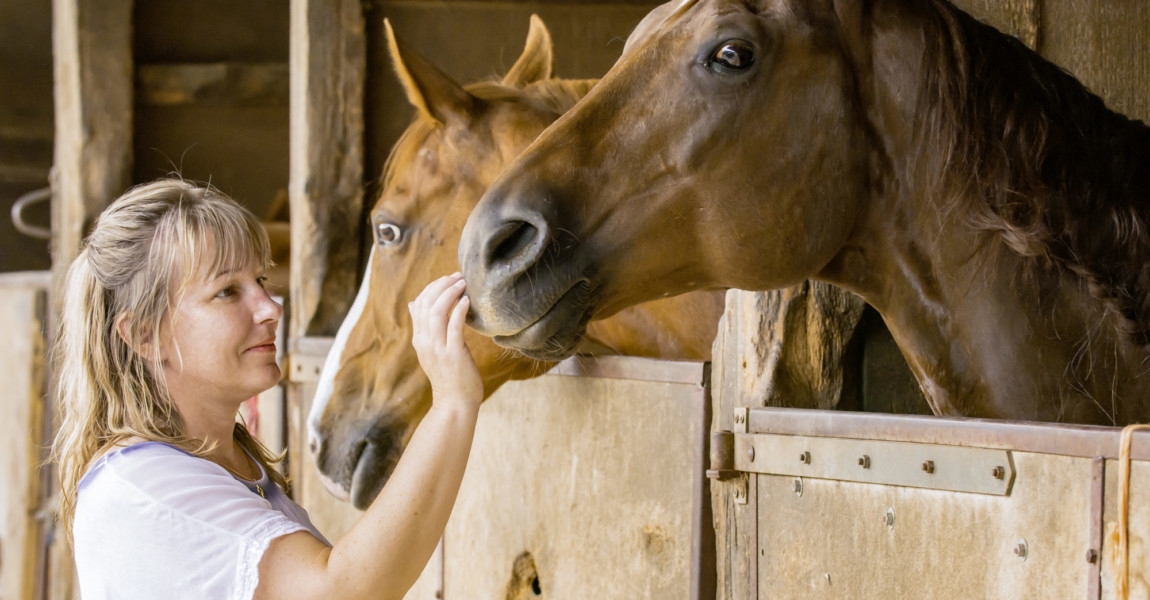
{"left": 913, "top": 0, "right": 1150, "bottom": 345}
{"left": 379, "top": 78, "right": 595, "bottom": 197}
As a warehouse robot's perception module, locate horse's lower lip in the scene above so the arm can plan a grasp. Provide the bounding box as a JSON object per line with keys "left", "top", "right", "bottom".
{"left": 494, "top": 280, "right": 593, "bottom": 359}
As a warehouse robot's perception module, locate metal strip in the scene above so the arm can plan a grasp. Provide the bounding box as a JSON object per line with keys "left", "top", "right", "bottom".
{"left": 733, "top": 433, "right": 1015, "bottom": 495}
{"left": 1086, "top": 457, "right": 1104, "bottom": 600}
{"left": 286, "top": 352, "right": 326, "bottom": 383}
{"left": 747, "top": 407, "right": 1150, "bottom": 461}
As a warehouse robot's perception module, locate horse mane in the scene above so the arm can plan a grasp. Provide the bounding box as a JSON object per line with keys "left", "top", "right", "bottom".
{"left": 915, "top": 0, "right": 1150, "bottom": 344}
{"left": 379, "top": 77, "right": 597, "bottom": 192}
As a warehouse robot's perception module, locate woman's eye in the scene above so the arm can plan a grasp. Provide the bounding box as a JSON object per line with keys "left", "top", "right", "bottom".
{"left": 376, "top": 222, "right": 403, "bottom": 246}
{"left": 256, "top": 276, "right": 269, "bottom": 289}
{"left": 709, "top": 40, "right": 755, "bottom": 73}
{"left": 216, "top": 286, "right": 237, "bottom": 298}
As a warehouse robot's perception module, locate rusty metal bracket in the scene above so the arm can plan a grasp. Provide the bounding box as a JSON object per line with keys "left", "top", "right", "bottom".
{"left": 731, "top": 432, "right": 1016, "bottom": 495}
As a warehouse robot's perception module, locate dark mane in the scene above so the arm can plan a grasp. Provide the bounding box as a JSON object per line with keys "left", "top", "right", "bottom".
{"left": 916, "top": 0, "right": 1150, "bottom": 344}
{"left": 379, "top": 77, "right": 596, "bottom": 192}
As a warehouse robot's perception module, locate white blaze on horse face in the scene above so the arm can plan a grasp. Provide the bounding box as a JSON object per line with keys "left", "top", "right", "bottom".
{"left": 307, "top": 252, "right": 375, "bottom": 454}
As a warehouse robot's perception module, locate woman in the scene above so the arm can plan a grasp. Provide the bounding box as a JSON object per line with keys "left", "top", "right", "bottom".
{"left": 50, "top": 178, "right": 482, "bottom": 599}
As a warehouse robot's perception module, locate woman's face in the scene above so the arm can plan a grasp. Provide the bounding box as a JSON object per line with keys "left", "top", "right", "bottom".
{"left": 158, "top": 258, "right": 284, "bottom": 409}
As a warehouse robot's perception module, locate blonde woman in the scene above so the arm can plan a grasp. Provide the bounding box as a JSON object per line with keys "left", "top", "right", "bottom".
{"left": 51, "top": 178, "right": 482, "bottom": 600}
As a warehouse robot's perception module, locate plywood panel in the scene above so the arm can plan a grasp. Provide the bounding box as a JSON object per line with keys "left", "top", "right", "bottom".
{"left": 444, "top": 364, "right": 705, "bottom": 599}
{"left": 758, "top": 452, "right": 1093, "bottom": 598}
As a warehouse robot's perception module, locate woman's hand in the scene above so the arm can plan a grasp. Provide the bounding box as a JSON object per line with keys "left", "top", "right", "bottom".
{"left": 408, "top": 272, "right": 483, "bottom": 410}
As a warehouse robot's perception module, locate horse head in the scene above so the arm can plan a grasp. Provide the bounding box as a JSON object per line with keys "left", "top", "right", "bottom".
{"left": 460, "top": 0, "right": 871, "bottom": 361}
{"left": 460, "top": 0, "right": 1150, "bottom": 424}
{"left": 308, "top": 16, "right": 724, "bottom": 508}
{"left": 307, "top": 17, "right": 581, "bottom": 508}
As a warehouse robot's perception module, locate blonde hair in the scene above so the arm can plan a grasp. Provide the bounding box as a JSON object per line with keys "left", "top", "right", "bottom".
{"left": 50, "top": 178, "right": 288, "bottom": 540}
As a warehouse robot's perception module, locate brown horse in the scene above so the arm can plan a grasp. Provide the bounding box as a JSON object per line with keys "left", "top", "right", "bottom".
{"left": 308, "top": 17, "right": 725, "bottom": 509}
{"left": 459, "top": 0, "right": 1150, "bottom": 426}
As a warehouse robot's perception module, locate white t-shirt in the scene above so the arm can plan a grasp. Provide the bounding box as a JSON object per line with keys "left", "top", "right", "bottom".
{"left": 74, "top": 441, "right": 329, "bottom": 600}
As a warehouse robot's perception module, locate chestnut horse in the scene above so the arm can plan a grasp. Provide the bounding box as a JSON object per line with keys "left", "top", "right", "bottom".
{"left": 460, "top": 0, "right": 1150, "bottom": 426}
{"left": 308, "top": 17, "right": 725, "bottom": 508}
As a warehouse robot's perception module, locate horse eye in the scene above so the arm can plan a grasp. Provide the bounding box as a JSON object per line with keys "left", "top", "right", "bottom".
{"left": 710, "top": 40, "right": 754, "bottom": 73}
{"left": 376, "top": 222, "right": 403, "bottom": 246}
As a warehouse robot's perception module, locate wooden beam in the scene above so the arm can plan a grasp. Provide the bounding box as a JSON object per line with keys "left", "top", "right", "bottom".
{"left": 136, "top": 62, "right": 290, "bottom": 107}
{"left": 288, "top": 0, "right": 365, "bottom": 338}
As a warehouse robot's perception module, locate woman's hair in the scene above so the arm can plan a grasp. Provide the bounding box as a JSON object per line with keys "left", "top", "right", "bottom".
{"left": 50, "top": 178, "right": 288, "bottom": 539}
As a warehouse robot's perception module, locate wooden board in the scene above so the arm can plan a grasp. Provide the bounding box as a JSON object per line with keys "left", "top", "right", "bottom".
{"left": 0, "top": 273, "right": 49, "bottom": 600}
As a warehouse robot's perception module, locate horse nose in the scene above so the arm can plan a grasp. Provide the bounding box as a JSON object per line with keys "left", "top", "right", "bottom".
{"left": 481, "top": 211, "right": 549, "bottom": 278}
{"left": 460, "top": 197, "right": 551, "bottom": 304}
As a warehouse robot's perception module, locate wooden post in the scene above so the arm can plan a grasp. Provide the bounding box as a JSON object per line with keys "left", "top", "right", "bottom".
{"left": 49, "top": 1, "right": 133, "bottom": 598}
{"left": 287, "top": 0, "right": 365, "bottom": 494}
{"left": 51, "top": 0, "right": 133, "bottom": 292}
{"left": 288, "top": 0, "right": 365, "bottom": 339}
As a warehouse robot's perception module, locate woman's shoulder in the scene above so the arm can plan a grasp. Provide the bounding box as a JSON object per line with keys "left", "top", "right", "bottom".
{"left": 78, "top": 440, "right": 288, "bottom": 538}
{"left": 81, "top": 441, "right": 249, "bottom": 508}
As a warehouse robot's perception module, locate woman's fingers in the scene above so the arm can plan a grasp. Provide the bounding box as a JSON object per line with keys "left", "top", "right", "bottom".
{"left": 446, "top": 294, "right": 469, "bottom": 349}
{"left": 427, "top": 279, "right": 466, "bottom": 345}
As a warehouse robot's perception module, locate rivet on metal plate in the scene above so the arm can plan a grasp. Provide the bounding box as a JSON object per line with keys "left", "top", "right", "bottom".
{"left": 792, "top": 477, "right": 803, "bottom": 497}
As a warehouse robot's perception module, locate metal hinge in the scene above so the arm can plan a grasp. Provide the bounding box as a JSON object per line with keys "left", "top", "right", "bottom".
{"left": 706, "top": 426, "right": 1016, "bottom": 496}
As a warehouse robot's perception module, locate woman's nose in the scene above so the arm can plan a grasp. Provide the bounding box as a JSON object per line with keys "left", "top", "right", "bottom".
{"left": 255, "top": 289, "right": 285, "bottom": 322}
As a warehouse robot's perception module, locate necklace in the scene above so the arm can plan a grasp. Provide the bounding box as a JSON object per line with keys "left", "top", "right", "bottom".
{"left": 216, "top": 456, "right": 266, "bottom": 498}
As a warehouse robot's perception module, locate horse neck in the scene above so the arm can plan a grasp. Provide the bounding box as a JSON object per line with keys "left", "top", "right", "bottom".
{"left": 847, "top": 200, "right": 1137, "bottom": 425}
{"left": 835, "top": 1, "right": 1150, "bottom": 424}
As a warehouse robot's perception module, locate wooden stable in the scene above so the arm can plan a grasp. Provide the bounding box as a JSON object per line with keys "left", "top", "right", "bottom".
{"left": 3, "top": 0, "right": 1148, "bottom": 599}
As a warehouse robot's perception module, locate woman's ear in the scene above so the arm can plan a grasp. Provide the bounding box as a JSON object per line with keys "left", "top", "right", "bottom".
{"left": 115, "top": 313, "right": 157, "bottom": 358}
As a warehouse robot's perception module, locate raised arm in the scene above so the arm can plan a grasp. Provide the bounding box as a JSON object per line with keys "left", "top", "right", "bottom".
{"left": 255, "top": 273, "right": 483, "bottom": 600}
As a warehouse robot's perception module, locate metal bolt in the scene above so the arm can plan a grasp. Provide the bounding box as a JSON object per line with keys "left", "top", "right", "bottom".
{"left": 799, "top": 451, "right": 811, "bottom": 464}
{"left": 992, "top": 466, "right": 1005, "bottom": 480}
{"left": 1086, "top": 549, "right": 1098, "bottom": 564}
{"left": 883, "top": 507, "right": 895, "bottom": 529}
{"left": 858, "top": 455, "right": 871, "bottom": 469}
{"left": 1013, "top": 539, "right": 1028, "bottom": 560}
{"left": 792, "top": 478, "right": 804, "bottom": 496}
{"left": 748, "top": 446, "right": 756, "bottom": 462}
{"left": 922, "top": 460, "right": 935, "bottom": 474}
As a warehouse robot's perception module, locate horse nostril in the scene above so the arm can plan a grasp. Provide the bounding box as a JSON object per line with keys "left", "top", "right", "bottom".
{"left": 488, "top": 219, "right": 541, "bottom": 270}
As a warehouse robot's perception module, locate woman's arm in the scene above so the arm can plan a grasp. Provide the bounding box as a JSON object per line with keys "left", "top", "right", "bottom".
{"left": 254, "top": 273, "right": 483, "bottom": 600}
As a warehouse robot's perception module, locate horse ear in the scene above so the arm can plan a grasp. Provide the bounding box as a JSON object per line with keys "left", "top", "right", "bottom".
{"left": 384, "top": 19, "right": 479, "bottom": 126}
{"left": 502, "top": 14, "right": 554, "bottom": 88}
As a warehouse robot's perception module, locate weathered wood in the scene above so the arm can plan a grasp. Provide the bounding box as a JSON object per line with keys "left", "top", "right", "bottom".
{"left": 288, "top": 0, "right": 365, "bottom": 338}
{"left": 136, "top": 62, "right": 290, "bottom": 107}
{"left": 0, "top": 275, "right": 48, "bottom": 600}
{"left": 50, "top": 0, "right": 133, "bottom": 294}
{"left": 955, "top": 0, "right": 1041, "bottom": 49}
{"left": 710, "top": 291, "right": 759, "bottom": 600}
{"left": 1041, "top": 0, "right": 1150, "bottom": 123}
